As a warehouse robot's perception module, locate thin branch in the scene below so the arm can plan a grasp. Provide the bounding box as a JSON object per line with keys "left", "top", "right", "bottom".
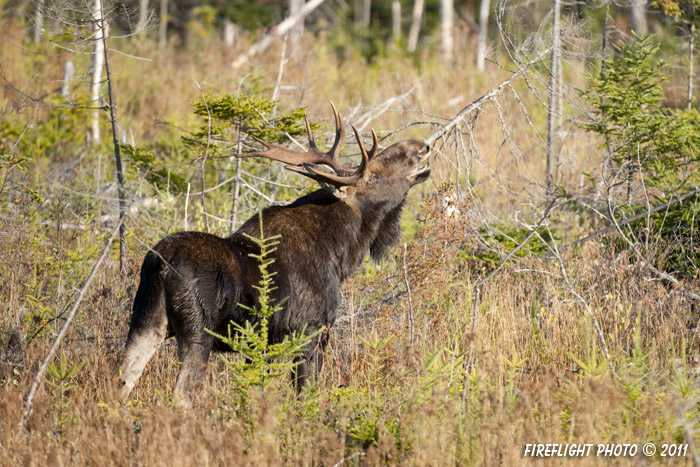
{"left": 566, "top": 186, "right": 700, "bottom": 251}
{"left": 402, "top": 243, "right": 415, "bottom": 349}
{"left": 537, "top": 225, "right": 614, "bottom": 372}
{"left": 193, "top": 79, "right": 212, "bottom": 232}
{"left": 98, "top": 0, "right": 127, "bottom": 275}
{"left": 426, "top": 47, "right": 551, "bottom": 146}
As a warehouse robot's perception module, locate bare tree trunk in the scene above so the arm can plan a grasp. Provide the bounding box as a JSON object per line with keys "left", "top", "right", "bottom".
{"left": 689, "top": 23, "right": 695, "bottom": 109}
{"left": 363, "top": 0, "right": 371, "bottom": 26}
{"left": 440, "top": 0, "right": 454, "bottom": 65}
{"left": 15, "top": 0, "right": 31, "bottom": 20}
{"left": 289, "top": 0, "right": 305, "bottom": 54}
{"left": 546, "top": 0, "right": 561, "bottom": 201}
{"left": 159, "top": 0, "right": 168, "bottom": 52}
{"left": 593, "top": 0, "right": 612, "bottom": 225}
{"left": 392, "top": 1, "right": 401, "bottom": 43}
{"left": 556, "top": 42, "right": 563, "bottom": 131}
{"left": 61, "top": 61, "right": 74, "bottom": 99}
{"left": 90, "top": 0, "right": 105, "bottom": 145}
{"left": 136, "top": 0, "right": 149, "bottom": 34}
{"left": 476, "top": 0, "right": 490, "bottom": 71}
{"left": 93, "top": 0, "right": 126, "bottom": 275}
{"left": 223, "top": 18, "right": 236, "bottom": 46}
{"left": 33, "top": 0, "right": 44, "bottom": 43}
{"left": 354, "top": 0, "right": 371, "bottom": 27}
{"left": 630, "top": 0, "right": 647, "bottom": 35}
{"left": 290, "top": 0, "right": 305, "bottom": 40}
{"left": 407, "top": 0, "right": 425, "bottom": 53}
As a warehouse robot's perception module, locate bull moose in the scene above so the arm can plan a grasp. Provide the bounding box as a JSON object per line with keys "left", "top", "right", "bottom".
{"left": 119, "top": 104, "right": 431, "bottom": 402}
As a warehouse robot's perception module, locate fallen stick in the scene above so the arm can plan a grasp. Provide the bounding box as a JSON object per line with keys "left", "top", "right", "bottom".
{"left": 567, "top": 185, "right": 700, "bottom": 250}
{"left": 232, "top": 0, "right": 327, "bottom": 70}
{"left": 19, "top": 216, "right": 124, "bottom": 431}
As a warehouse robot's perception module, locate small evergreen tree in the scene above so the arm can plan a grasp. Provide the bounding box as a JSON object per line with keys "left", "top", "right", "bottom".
{"left": 183, "top": 94, "right": 320, "bottom": 229}
{"left": 580, "top": 35, "right": 700, "bottom": 279}
{"left": 208, "top": 214, "right": 316, "bottom": 412}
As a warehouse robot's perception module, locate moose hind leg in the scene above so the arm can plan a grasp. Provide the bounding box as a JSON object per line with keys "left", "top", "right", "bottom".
{"left": 293, "top": 332, "right": 329, "bottom": 391}
{"left": 173, "top": 337, "right": 214, "bottom": 404}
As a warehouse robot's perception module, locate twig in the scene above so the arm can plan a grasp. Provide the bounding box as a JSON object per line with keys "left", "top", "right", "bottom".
{"left": 426, "top": 47, "right": 551, "bottom": 146}
{"left": 479, "top": 197, "right": 559, "bottom": 287}
{"left": 606, "top": 184, "right": 700, "bottom": 301}
{"left": 193, "top": 79, "right": 212, "bottom": 233}
{"left": 184, "top": 182, "right": 190, "bottom": 230}
{"left": 402, "top": 243, "right": 415, "bottom": 348}
{"left": 565, "top": 186, "right": 700, "bottom": 251}
{"left": 538, "top": 226, "right": 614, "bottom": 372}
{"left": 199, "top": 170, "right": 298, "bottom": 195}
{"left": 461, "top": 197, "right": 559, "bottom": 406}
{"left": 354, "top": 86, "right": 417, "bottom": 132}
{"left": 271, "top": 33, "right": 289, "bottom": 112}
{"left": 19, "top": 217, "right": 124, "bottom": 431}
{"left": 230, "top": 130, "right": 244, "bottom": 233}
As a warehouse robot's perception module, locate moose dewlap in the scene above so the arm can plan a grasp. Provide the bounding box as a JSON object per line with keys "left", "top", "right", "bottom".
{"left": 119, "top": 104, "right": 431, "bottom": 403}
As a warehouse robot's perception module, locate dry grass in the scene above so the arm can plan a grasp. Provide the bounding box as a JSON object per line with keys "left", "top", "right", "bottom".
{"left": 1, "top": 14, "right": 699, "bottom": 466}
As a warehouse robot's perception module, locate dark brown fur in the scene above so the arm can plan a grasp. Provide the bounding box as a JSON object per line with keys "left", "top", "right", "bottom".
{"left": 120, "top": 139, "right": 431, "bottom": 402}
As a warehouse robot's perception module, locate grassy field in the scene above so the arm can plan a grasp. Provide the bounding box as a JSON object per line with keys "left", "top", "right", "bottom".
{"left": 1, "top": 12, "right": 699, "bottom": 465}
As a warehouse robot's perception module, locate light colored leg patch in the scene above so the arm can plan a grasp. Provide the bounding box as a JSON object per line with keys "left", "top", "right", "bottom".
{"left": 120, "top": 329, "right": 165, "bottom": 400}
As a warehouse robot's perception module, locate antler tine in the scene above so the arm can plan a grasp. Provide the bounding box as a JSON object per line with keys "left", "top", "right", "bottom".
{"left": 235, "top": 136, "right": 314, "bottom": 167}
{"left": 237, "top": 103, "right": 349, "bottom": 174}
{"left": 284, "top": 125, "right": 370, "bottom": 188}
{"left": 304, "top": 115, "right": 318, "bottom": 149}
{"left": 327, "top": 101, "right": 346, "bottom": 164}
{"left": 368, "top": 128, "right": 379, "bottom": 160}
{"left": 351, "top": 125, "right": 371, "bottom": 168}
{"left": 236, "top": 103, "right": 371, "bottom": 186}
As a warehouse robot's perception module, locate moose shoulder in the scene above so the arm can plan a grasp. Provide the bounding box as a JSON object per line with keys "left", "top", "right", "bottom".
{"left": 119, "top": 104, "right": 431, "bottom": 403}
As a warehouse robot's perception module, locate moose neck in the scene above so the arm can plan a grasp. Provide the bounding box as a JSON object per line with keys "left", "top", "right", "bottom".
{"left": 236, "top": 188, "right": 404, "bottom": 283}
{"left": 335, "top": 199, "right": 393, "bottom": 281}
{"left": 319, "top": 188, "right": 406, "bottom": 281}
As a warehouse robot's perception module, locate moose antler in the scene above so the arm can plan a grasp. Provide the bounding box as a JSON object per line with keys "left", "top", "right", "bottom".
{"left": 237, "top": 102, "right": 346, "bottom": 174}
{"left": 286, "top": 125, "right": 378, "bottom": 187}
{"left": 236, "top": 103, "right": 379, "bottom": 188}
